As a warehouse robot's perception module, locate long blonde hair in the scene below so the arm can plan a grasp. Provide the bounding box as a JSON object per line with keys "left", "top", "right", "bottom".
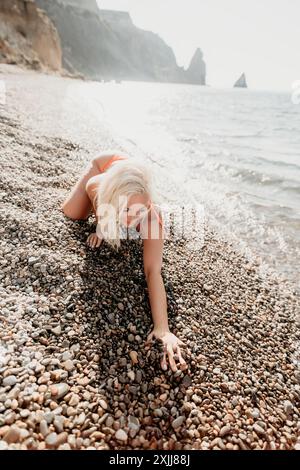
{"left": 96, "top": 157, "right": 154, "bottom": 249}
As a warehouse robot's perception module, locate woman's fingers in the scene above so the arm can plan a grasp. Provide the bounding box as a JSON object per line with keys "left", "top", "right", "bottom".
{"left": 145, "top": 331, "right": 153, "bottom": 347}
{"left": 87, "top": 233, "right": 102, "bottom": 248}
{"left": 161, "top": 345, "right": 168, "bottom": 371}
{"left": 87, "top": 234, "right": 93, "bottom": 247}
{"left": 175, "top": 338, "right": 186, "bottom": 348}
{"left": 176, "top": 345, "right": 188, "bottom": 370}
{"left": 145, "top": 331, "right": 155, "bottom": 350}
{"left": 167, "top": 344, "right": 178, "bottom": 372}
{"left": 146, "top": 333, "right": 187, "bottom": 373}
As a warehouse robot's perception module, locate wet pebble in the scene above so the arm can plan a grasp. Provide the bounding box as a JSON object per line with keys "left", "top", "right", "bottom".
{"left": 115, "top": 429, "right": 128, "bottom": 442}
{"left": 172, "top": 416, "right": 185, "bottom": 429}
{"left": 2, "top": 376, "right": 17, "bottom": 387}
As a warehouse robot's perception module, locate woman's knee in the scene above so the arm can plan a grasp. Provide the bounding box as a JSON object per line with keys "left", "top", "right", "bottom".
{"left": 60, "top": 202, "right": 76, "bottom": 220}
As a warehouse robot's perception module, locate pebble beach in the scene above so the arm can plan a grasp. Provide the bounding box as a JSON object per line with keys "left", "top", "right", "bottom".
{"left": 0, "top": 66, "right": 300, "bottom": 450}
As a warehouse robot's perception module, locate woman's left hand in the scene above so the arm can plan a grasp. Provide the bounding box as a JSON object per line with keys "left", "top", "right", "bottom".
{"left": 145, "top": 329, "right": 188, "bottom": 372}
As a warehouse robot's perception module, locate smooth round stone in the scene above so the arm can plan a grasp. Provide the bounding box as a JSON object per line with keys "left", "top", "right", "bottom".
{"left": 59, "top": 443, "right": 71, "bottom": 450}
{"left": 154, "top": 409, "right": 163, "bottom": 418}
{"left": 129, "top": 351, "right": 138, "bottom": 365}
{"left": 284, "top": 400, "right": 293, "bottom": 414}
{"left": 203, "top": 284, "right": 213, "bottom": 292}
{"left": 50, "top": 383, "right": 70, "bottom": 400}
{"left": 115, "top": 429, "right": 128, "bottom": 442}
{"left": 5, "top": 412, "right": 16, "bottom": 425}
{"left": 253, "top": 424, "right": 265, "bottom": 436}
{"left": 3, "top": 425, "right": 21, "bottom": 444}
{"left": 44, "top": 412, "right": 54, "bottom": 424}
{"left": 250, "top": 408, "right": 260, "bottom": 419}
{"left": 40, "top": 420, "right": 49, "bottom": 437}
{"left": 51, "top": 325, "right": 62, "bottom": 336}
{"left": 99, "top": 399, "right": 108, "bottom": 410}
{"left": 106, "top": 416, "right": 114, "bottom": 427}
{"left": 135, "top": 370, "right": 142, "bottom": 383}
{"left": 119, "top": 358, "right": 127, "bottom": 367}
{"left": 172, "top": 416, "right": 185, "bottom": 429}
{"left": 219, "top": 425, "right": 231, "bottom": 437}
{"left": 46, "top": 432, "right": 59, "bottom": 448}
{"left": 63, "top": 360, "right": 75, "bottom": 372}
{"left": 61, "top": 351, "right": 73, "bottom": 362}
{"left": 68, "top": 394, "right": 79, "bottom": 407}
{"left": 0, "top": 440, "right": 8, "bottom": 450}
{"left": 53, "top": 416, "right": 64, "bottom": 433}
{"left": 128, "top": 416, "right": 140, "bottom": 431}
{"left": 127, "top": 370, "right": 135, "bottom": 381}
{"left": 3, "top": 376, "right": 17, "bottom": 387}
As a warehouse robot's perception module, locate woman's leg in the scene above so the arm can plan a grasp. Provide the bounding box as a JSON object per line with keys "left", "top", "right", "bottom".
{"left": 61, "top": 158, "right": 101, "bottom": 220}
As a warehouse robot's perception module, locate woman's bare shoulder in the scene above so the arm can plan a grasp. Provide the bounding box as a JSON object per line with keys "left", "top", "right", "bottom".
{"left": 85, "top": 174, "right": 103, "bottom": 196}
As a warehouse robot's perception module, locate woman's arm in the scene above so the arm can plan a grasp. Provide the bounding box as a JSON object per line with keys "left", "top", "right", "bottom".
{"left": 85, "top": 174, "right": 104, "bottom": 248}
{"left": 143, "top": 237, "right": 169, "bottom": 331}
{"left": 142, "top": 212, "right": 187, "bottom": 372}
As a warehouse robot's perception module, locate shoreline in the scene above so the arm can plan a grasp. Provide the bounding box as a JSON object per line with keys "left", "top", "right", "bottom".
{"left": 0, "top": 65, "right": 299, "bottom": 450}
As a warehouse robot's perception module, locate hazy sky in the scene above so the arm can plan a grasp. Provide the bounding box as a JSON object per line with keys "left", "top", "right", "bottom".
{"left": 97, "top": 0, "right": 300, "bottom": 91}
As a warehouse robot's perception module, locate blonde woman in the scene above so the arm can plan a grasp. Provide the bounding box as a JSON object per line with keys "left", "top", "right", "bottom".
{"left": 61, "top": 152, "right": 187, "bottom": 373}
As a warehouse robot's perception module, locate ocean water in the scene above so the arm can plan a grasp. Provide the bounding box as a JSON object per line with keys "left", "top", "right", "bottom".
{"left": 94, "top": 82, "right": 300, "bottom": 289}
{"left": 4, "top": 69, "right": 300, "bottom": 289}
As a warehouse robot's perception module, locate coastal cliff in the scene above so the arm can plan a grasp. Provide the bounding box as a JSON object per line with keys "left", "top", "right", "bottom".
{"left": 0, "top": 0, "right": 62, "bottom": 71}
{"left": 0, "top": 0, "right": 206, "bottom": 84}
{"left": 34, "top": 0, "right": 206, "bottom": 84}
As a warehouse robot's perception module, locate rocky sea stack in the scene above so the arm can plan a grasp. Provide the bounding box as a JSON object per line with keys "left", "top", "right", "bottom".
{"left": 234, "top": 73, "right": 248, "bottom": 88}
{"left": 185, "top": 48, "right": 206, "bottom": 85}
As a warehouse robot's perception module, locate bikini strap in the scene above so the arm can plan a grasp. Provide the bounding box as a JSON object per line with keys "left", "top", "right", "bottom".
{"left": 99, "top": 154, "right": 127, "bottom": 173}
{"left": 149, "top": 201, "right": 163, "bottom": 227}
